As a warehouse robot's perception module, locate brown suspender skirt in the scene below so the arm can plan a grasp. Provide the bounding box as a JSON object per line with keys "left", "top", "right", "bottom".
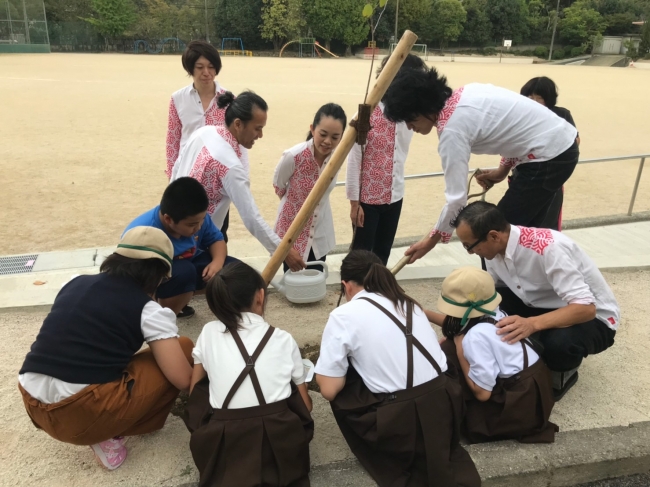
{"left": 184, "top": 326, "right": 314, "bottom": 487}
{"left": 330, "top": 298, "right": 481, "bottom": 487}
{"left": 441, "top": 328, "right": 559, "bottom": 444}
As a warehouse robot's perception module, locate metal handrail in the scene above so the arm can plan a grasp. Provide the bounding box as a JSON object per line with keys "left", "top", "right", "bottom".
{"left": 335, "top": 154, "right": 648, "bottom": 216}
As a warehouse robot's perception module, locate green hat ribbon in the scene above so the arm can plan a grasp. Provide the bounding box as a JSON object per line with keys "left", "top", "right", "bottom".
{"left": 441, "top": 292, "right": 498, "bottom": 328}
{"left": 117, "top": 243, "right": 173, "bottom": 265}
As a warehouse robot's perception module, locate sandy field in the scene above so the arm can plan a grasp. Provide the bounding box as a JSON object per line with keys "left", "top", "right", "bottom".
{"left": 1, "top": 53, "right": 649, "bottom": 256}
{"left": 1, "top": 271, "right": 648, "bottom": 486}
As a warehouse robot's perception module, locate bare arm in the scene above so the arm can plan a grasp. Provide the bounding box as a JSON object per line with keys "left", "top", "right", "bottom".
{"left": 496, "top": 303, "right": 596, "bottom": 344}
{"left": 425, "top": 309, "right": 445, "bottom": 327}
{"left": 296, "top": 382, "right": 313, "bottom": 412}
{"left": 202, "top": 240, "right": 227, "bottom": 281}
{"left": 189, "top": 363, "right": 208, "bottom": 394}
{"left": 149, "top": 338, "right": 193, "bottom": 392}
{"left": 454, "top": 336, "right": 491, "bottom": 401}
{"left": 315, "top": 374, "right": 346, "bottom": 402}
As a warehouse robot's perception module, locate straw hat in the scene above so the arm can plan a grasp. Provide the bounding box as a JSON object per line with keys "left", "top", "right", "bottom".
{"left": 115, "top": 227, "right": 174, "bottom": 277}
{"left": 438, "top": 266, "right": 502, "bottom": 327}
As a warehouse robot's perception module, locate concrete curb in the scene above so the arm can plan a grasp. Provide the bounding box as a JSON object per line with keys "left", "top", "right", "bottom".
{"left": 164, "top": 421, "right": 650, "bottom": 487}
{"left": 329, "top": 211, "right": 650, "bottom": 255}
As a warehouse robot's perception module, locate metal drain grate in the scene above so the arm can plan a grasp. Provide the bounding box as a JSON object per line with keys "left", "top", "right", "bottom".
{"left": 0, "top": 254, "right": 39, "bottom": 275}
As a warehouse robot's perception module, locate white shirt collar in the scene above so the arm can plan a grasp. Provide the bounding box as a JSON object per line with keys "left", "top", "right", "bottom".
{"left": 504, "top": 225, "right": 520, "bottom": 261}
{"left": 239, "top": 312, "right": 267, "bottom": 326}
{"left": 191, "top": 80, "right": 219, "bottom": 97}
{"left": 350, "top": 289, "right": 370, "bottom": 302}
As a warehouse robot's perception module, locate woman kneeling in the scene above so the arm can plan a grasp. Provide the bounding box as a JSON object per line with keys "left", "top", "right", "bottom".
{"left": 185, "top": 261, "right": 313, "bottom": 487}
{"left": 315, "top": 250, "right": 481, "bottom": 487}
{"left": 18, "top": 227, "right": 194, "bottom": 470}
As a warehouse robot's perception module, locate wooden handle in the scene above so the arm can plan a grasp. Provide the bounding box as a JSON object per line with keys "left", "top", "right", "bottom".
{"left": 390, "top": 229, "right": 435, "bottom": 275}
{"left": 261, "top": 30, "right": 419, "bottom": 284}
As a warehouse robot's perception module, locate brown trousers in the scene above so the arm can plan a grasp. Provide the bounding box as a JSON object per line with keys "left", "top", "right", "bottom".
{"left": 18, "top": 336, "right": 194, "bottom": 446}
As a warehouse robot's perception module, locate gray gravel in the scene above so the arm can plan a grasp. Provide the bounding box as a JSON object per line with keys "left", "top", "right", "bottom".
{"left": 573, "top": 473, "right": 650, "bottom": 486}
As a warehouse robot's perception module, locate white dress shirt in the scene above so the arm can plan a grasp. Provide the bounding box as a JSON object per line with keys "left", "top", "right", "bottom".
{"left": 486, "top": 225, "right": 620, "bottom": 330}
{"left": 315, "top": 290, "right": 448, "bottom": 393}
{"left": 192, "top": 313, "right": 305, "bottom": 409}
{"left": 461, "top": 309, "right": 540, "bottom": 392}
{"left": 273, "top": 139, "right": 337, "bottom": 261}
{"left": 432, "top": 83, "right": 578, "bottom": 240}
{"left": 346, "top": 102, "right": 413, "bottom": 205}
{"left": 171, "top": 125, "right": 281, "bottom": 254}
{"left": 18, "top": 301, "right": 179, "bottom": 404}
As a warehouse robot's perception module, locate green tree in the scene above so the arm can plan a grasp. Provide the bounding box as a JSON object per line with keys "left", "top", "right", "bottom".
{"left": 459, "top": 0, "right": 492, "bottom": 46}
{"left": 603, "top": 12, "right": 636, "bottom": 35}
{"left": 84, "top": 0, "right": 136, "bottom": 43}
{"left": 337, "top": 0, "right": 370, "bottom": 55}
{"left": 304, "top": 0, "right": 345, "bottom": 49}
{"left": 486, "top": 0, "right": 529, "bottom": 43}
{"left": 420, "top": 0, "right": 466, "bottom": 48}
{"left": 639, "top": 17, "right": 650, "bottom": 57}
{"left": 215, "top": 0, "right": 266, "bottom": 49}
{"left": 259, "top": 0, "right": 304, "bottom": 52}
{"left": 559, "top": 2, "right": 606, "bottom": 48}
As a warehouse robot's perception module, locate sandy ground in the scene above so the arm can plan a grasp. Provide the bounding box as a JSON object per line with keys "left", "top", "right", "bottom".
{"left": 1, "top": 270, "right": 648, "bottom": 486}
{"left": 1, "top": 54, "right": 650, "bottom": 256}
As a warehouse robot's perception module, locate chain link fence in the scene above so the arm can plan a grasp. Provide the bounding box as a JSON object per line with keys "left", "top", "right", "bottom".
{"left": 0, "top": 0, "right": 49, "bottom": 52}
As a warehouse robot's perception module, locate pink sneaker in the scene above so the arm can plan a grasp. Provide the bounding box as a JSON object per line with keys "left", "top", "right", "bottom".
{"left": 90, "top": 437, "right": 128, "bottom": 470}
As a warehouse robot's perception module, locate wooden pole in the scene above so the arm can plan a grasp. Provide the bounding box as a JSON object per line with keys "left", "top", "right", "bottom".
{"left": 261, "top": 30, "right": 419, "bottom": 284}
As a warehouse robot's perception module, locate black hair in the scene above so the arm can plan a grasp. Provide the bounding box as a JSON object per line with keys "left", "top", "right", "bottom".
{"left": 382, "top": 67, "right": 453, "bottom": 123}
{"left": 376, "top": 52, "right": 427, "bottom": 78}
{"left": 160, "top": 177, "right": 209, "bottom": 223}
{"left": 450, "top": 201, "right": 510, "bottom": 238}
{"left": 217, "top": 90, "right": 268, "bottom": 127}
{"left": 442, "top": 315, "right": 487, "bottom": 339}
{"left": 306, "top": 103, "right": 347, "bottom": 141}
{"left": 340, "top": 250, "right": 420, "bottom": 317}
{"left": 205, "top": 261, "right": 267, "bottom": 332}
{"left": 520, "top": 76, "right": 558, "bottom": 108}
{"left": 181, "top": 40, "right": 222, "bottom": 77}
{"left": 100, "top": 254, "right": 169, "bottom": 296}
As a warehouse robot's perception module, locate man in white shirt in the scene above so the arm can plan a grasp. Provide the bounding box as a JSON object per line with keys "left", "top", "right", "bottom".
{"left": 451, "top": 201, "right": 619, "bottom": 400}
{"left": 382, "top": 68, "right": 579, "bottom": 264}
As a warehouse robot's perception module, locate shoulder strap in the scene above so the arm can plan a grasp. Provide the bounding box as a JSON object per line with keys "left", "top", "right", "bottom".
{"left": 359, "top": 297, "right": 442, "bottom": 381}
{"left": 222, "top": 325, "right": 276, "bottom": 409}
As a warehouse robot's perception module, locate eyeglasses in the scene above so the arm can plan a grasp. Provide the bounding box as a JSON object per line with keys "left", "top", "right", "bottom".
{"left": 463, "top": 234, "right": 487, "bottom": 253}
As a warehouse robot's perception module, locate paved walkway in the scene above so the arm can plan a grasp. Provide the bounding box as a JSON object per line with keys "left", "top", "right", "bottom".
{"left": 1, "top": 221, "right": 649, "bottom": 309}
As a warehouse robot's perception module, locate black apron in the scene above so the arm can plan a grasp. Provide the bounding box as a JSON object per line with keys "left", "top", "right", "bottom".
{"left": 184, "top": 326, "right": 313, "bottom": 487}
{"left": 330, "top": 298, "right": 481, "bottom": 487}
{"left": 441, "top": 320, "right": 558, "bottom": 444}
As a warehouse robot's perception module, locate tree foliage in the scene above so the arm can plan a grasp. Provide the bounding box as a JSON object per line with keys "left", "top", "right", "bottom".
{"left": 259, "top": 0, "right": 304, "bottom": 51}
{"left": 459, "top": 0, "right": 493, "bottom": 46}
{"left": 486, "top": 0, "right": 529, "bottom": 43}
{"left": 83, "top": 0, "right": 136, "bottom": 40}
{"left": 420, "top": 0, "right": 466, "bottom": 48}
{"left": 215, "top": 0, "right": 265, "bottom": 49}
{"left": 337, "top": 0, "right": 370, "bottom": 54}
{"left": 559, "top": 1, "right": 606, "bottom": 47}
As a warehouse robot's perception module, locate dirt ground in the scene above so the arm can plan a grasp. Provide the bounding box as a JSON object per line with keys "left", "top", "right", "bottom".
{"left": 1, "top": 271, "right": 649, "bottom": 486}
{"left": 1, "top": 54, "right": 649, "bottom": 256}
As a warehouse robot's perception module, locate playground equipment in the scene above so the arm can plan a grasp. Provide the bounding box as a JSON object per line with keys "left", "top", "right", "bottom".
{"left": 389, "top": 42, "right": 428, "bottom": 60}
{"left": 364, "top": 40, "right": 380, "bottom": 59}
{"left": 134, "top": 38, "right": 186, "bottom": 54}
{"left": 219, "top": 37, "right": 252, "bottom": 56}
{"left": 279, "top": 39, "right": 339, "bottom": 58}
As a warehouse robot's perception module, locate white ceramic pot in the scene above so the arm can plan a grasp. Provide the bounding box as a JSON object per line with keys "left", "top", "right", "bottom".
{"left": 271, "top": 261, "right": 329, "bottom": 304}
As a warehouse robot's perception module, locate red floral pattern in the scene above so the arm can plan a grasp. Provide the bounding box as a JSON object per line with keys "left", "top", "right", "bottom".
{"left": 188, "top": 147, "right": 230, "bottom": 215}
{"left": 500, "top": 157, "right": 519, "bottom": 168}
{"left": 436, "top": 87, "right": 465, "bottom": 135}
{"left": 216, "top": 125, "right": 242, "bottom": 159}
{"left": 429, "top": 228, "right": 452, "bottom": 243}
{"left": 360, "top": 105, "right": 396, "bottom": 205}
{"left": 204, "top": 86, "right": 227, "bottom": 126}
{"left": 517, "top": 226, "right": 554, "bottom": 255}
{"left": 274, "top": 146, "right": 319, "bottom": 256}
{"left": 165, "top": 98, "right": 182, "bottom": 178}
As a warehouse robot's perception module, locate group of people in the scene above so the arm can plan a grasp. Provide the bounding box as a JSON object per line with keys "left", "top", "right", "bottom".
{"left": 17, "top": 39, "right": 621, "bottom": 487}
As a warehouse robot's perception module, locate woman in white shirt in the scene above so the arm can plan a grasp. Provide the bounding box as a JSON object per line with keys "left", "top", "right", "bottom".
{"left": 382, "top": 67, "right": 579, "bottom": 264}
{"left": 346, "top": 54, "right": 424, "bottom": 265}
{"left": 166, "top": 41, "right": 228, "bottom": 179}
{"left": 426, "top": 266, "right": 558, "bottom": 444}
{"left": 171, "top": 90, "right": 305, "bottom": 271}
{"left": 185, "top": 261, "right": 313, "bottom": 487}
{"left": 274, "top": 103, "right": 347, "bottom": 273}
{"left": 315, "top": 250, "right": 480, "bottom": 487}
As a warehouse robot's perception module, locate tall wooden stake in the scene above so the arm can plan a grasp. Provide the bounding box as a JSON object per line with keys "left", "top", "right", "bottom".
{"left": 261, "top": 30, "right": 418, "bottom": 284}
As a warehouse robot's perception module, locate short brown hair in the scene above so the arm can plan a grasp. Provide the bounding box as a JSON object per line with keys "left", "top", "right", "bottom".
{"left": 181, "top": 41, "right": 222, "bottom": 76}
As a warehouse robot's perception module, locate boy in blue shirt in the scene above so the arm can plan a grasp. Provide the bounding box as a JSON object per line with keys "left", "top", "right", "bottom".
{"left": 125, "top": 177, "right": 235, "bottom": 318}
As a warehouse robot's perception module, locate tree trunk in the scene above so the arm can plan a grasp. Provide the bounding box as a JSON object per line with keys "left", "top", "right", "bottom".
{"left": 345, "top": 44, "right": 352, "bottom": 56}
{"left": 273, "top": 38, "right": 281, "bottom": 53}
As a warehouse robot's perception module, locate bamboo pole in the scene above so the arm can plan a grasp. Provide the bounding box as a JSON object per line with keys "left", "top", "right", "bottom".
{"left": 261, "top": 30, "right": 419, "bottom": 284}
{"left": 390, "top": 230, "right": 434, "bottom": 275}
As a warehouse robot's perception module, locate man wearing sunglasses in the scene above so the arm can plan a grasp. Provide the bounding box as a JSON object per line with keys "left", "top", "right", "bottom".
{"left": 450, "top": 201, "right": 619, "bottom": 401}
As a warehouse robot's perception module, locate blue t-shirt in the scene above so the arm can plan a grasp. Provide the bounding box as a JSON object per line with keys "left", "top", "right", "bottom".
{"left": 124, "top": 206, "right": 223, "bottom": 260}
